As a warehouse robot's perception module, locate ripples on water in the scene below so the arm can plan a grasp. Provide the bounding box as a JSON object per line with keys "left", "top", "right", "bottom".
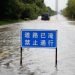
{"left": 0, "top": 15, "right": 75, "bottom": 75}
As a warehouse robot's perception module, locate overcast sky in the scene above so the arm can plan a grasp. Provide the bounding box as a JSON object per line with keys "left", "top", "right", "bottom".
{"left": 44, "top": 0, "right": 68, "bottom": 11}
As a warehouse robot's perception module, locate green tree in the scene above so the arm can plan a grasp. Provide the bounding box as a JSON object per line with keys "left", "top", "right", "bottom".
{"left": 63, "top": 0, "right": 75, "bottom": 19}
{"left": 0, "top": 0, "right": 24, "bottom": 19}
{"left": 0, "top": 0, "right": 55, "bottom": 20}
{"left": 21, "top": 4, "right": 40, "bottom": 19}
{"left": 21, "top": 0, "right": 46, "bottom": 19}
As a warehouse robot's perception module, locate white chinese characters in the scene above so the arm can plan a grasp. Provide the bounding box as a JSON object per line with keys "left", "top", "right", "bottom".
{"left": 25, "top": 40, "right": 30, "bottom": 45}
{"left": 25, "top": 32, "right": 30, "bottom": 38}
{"left": 41, "top": 33, "right": 46, "bottom": 38}
{"left": 40, "top": 40, "right": 46, "bottom": 46}
{"left": 22, "top": 31, "right": 56, "bottom": 47}
{"left": 33, "top": 32, "right": 38, "bottom": 38}
{"left": 48, "top": 33, "right": 54, "bottom": 39}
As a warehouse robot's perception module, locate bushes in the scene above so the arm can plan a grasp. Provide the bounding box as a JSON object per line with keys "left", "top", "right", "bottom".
{"left": 0, "top": 0, "right": 42, "bottom": 20}
{"left": 21, "top": 4, "right": 40, "bottom": 19}
{"left": 63, "top": 0, "right": 75, "bottom": 19}
{"left": 0, "top": 0, "right": 24, "bottom": 19}
{"left": 21, "top": 0, "right": 46, "bottom": 20}
{"left": 0, "top": 0, "right": 55, "bottom": 20}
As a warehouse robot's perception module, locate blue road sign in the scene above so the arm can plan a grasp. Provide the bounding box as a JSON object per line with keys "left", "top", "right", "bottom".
{"left": 21, "top": 29, "right": 57, "bottom": 48}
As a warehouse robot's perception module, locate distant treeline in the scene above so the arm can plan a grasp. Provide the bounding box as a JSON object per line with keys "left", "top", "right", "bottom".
{"left": 62, "top": 0, "right": 75, "bottom": 19}
{"left": 0, "top": 0, "right": 55, "bottom": 20}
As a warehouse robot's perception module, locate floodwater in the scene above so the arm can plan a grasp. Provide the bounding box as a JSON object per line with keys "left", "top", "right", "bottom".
{"left": 0, "top": 14, "right": 75, "bottom": 75}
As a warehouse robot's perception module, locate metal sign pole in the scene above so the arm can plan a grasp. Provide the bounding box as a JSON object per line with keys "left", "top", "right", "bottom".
{"left": 21, "top": 29, "right": 57, "bottom": 68}
{"left": 56, "top": 0, "right": 58, "bottom": 14}
{"left": 55, "top": 47, "right": 57, "bottom": 69}
{"left": 55, "top": 0, "right": 58, "bottom": 69}
{"left": 20, "top": 47, "right": 23, "bottom": 66}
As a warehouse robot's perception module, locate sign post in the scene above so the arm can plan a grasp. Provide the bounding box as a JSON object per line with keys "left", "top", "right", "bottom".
{"left": 20, "top": 29, "right": 57, "bottom": 68}
{"left": 20, "top": 47, "right": 23, "bottom": 66}
{"left": 55, "top": 47, "right": 57, "bottom": 69}
{"left": 56, "top": 0, "right": 58, "bottom": 14}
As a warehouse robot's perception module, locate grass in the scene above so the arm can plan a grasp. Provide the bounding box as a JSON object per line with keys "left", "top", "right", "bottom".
{"left": 0, "top": 19, "right": 24, "bottom": 26}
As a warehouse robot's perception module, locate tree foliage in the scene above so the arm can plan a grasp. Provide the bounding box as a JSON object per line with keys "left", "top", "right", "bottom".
{"left": 0, "top": 0, "right": 55, "bottom": 20}
{"left": 0, "top": 0, "right": 24, "bottom": 19}
{"left": 21, "top": 4, "right": 40, "bottom": 19}
{"left": 62, "top": 0, "right": 75, "bottom": 19}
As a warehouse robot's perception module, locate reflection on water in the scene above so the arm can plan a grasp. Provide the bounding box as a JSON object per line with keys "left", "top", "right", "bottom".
{"left": 68, "top": 21, "right": 75, "bottom": 25}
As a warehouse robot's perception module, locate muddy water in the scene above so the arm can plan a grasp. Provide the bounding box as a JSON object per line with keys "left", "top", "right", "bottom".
{"left": 0, "top": 15, "right": 75, "bottom": 75}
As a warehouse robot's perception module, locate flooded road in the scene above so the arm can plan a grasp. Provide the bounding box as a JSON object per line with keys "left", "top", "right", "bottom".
{"left": 0, "top": 14, "right": 75, "bottom": 75}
